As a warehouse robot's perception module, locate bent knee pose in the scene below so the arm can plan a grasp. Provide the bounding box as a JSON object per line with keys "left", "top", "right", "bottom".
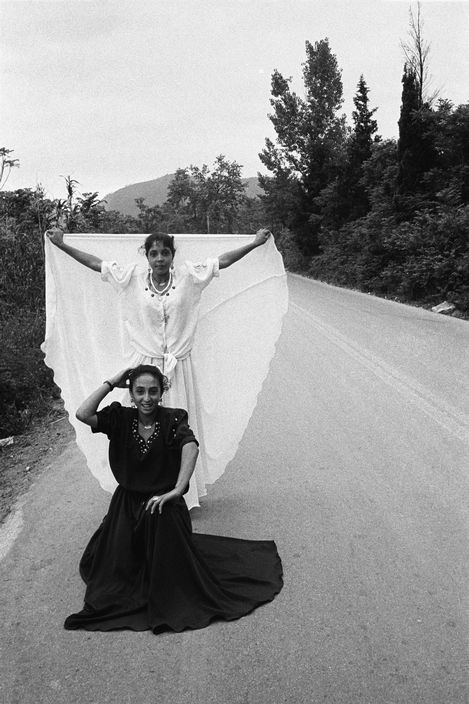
{"left": 65, "top": 365, "right": 282, "bottom": 634}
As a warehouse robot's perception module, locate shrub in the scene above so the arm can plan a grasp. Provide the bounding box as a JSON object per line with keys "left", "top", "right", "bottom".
{"left": 309, "top": 205, "right": 469, "bottom": 311}
{"left": 0, "top": 191, "right": 55, "bottom": 436}
{"left": 274, "top": 228, "right": 309, "bottom": 272}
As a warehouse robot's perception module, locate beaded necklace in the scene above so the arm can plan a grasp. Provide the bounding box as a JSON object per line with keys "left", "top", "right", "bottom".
{"left": 148, "top": 271, "right": 173, "bottom": 297}
{"left": 132, "top": 417, "right": 160, "bottom": 456}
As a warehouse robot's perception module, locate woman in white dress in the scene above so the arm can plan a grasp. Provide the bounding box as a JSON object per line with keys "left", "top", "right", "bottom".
{"left": 45, "top": 228, "right": 273, "bottom": 508}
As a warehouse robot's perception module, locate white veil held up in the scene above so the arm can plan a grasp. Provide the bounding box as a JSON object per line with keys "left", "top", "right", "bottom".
{"left": 42, "top": 233, "right": 288, "bottom": 508}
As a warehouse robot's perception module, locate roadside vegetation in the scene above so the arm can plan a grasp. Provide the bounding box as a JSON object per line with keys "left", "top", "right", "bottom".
{"left": 258, "top": 7, "right": 469, "bottom": 313}
{"left": 1, "top": 4, "right": 467, "bottom": 439}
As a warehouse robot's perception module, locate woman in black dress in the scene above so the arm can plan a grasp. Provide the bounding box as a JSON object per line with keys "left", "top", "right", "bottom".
{"left": 64, "top": 364, "right": 282, "bottom": 633}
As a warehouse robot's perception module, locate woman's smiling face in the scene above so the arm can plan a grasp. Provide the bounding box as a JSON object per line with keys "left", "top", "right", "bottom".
{"left": 130, "top": 373, "right": 162, "bottom": 418}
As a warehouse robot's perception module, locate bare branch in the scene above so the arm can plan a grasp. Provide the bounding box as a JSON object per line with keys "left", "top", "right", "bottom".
{"left": 400, "top": 1, "right": 437, "bottom": 107}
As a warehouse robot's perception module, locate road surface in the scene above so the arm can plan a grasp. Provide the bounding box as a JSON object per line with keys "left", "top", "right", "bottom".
{"left": 1, "top": 275, "right": 468, "bottom": 704}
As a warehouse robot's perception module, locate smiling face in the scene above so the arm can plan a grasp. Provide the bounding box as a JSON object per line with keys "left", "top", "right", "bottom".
{"left": 130, "top": 373, "right": 162, "bottom": 420}
{"left": 146, "top": 241, "right": 174, "bottom": 280}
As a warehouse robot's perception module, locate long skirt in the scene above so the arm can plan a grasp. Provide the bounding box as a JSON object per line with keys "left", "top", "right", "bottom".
{"left": 64, "top": 487, "right": 283, "bottom": 633}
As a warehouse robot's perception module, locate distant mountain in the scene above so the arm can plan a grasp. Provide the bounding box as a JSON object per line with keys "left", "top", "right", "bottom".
{"left": 104, "top": 174, "right": 262, "bottom": 217}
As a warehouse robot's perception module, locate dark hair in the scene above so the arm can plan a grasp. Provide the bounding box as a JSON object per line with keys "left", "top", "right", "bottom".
{"left": 143, "top": 233, "right": 176, "bottom": 258}
{"left": 128, "top": 365, "right": 170, "bottom": 393}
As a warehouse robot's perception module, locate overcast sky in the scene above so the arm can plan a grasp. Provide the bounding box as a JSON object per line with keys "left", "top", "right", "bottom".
{"left": 1, "top": 0, "right": 467, "bottom": 200}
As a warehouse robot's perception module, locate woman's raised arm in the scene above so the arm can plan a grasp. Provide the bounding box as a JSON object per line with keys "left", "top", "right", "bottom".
{"left": 218, "top": 228, "right": 272, "bottom": 270}
{"left": 75, "top": 369, "right": 130, "bottom": 428}
{"left": 45, "top": 228, "right": 103, "bottom": 272}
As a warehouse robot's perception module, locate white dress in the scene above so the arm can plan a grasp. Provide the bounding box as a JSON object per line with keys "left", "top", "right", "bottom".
{"left": 101, "top": 257, "right": 220, "bottom": 508}
{"left": 43, "top": 234, "right": 288, "bottom": 509}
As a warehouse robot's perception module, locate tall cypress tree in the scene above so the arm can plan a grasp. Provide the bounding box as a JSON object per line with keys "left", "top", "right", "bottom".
{"left": 319, "top": 75, "right": 379, "bottom": 229}
{"left": 397, "top": 64, "right": 436, "bottom": 203}
{"left": 348, "top": 75, "right": 379, "bottom": 220}
{"left": 397, "top": 65, "right": 421, "bottom": 195}
{"left": 350, "top": 76, "right": 378, "bottom": 170}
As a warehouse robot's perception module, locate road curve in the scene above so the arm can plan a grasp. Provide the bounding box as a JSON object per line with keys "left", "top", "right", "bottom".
{"left": 1, "top": 274, "right": 468, "bottom": 704}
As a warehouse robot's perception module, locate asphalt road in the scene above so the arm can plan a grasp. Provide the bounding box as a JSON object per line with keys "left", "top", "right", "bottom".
{"left": 1, "top": 275, "right": 468, "bottom": 704}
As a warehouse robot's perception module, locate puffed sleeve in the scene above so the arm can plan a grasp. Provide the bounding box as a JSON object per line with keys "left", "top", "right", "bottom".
{"left": 184, "top": 257, "right": 220, "bottom": 291}
{"left": 91, "top": 402, "right": 123, "bottom": 439}
{"left": 100, "top": 261, "right": 136, "bottom": 293}
{"left": 166, "top": 409, "right": 199, "bottom": 449}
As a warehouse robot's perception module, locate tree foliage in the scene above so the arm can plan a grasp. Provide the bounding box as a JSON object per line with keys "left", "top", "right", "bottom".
{"left": 308, "top": 91, "right": 469, "bottom": 312}
{"left": 259, "top": 38, "right": 347, "bottom": 255}
{"left": 0, "top": 174, "right": 141, "bottom": 435}
{"left": 165, "top": 156, "right": 247, "bottom": 233}
{"left": 397, "top": 66, "right": 437, "bottom": 206}
{"left": 319, "top": 75, "right": 379, "bottom": 229}
{"left": 136, "top": 156, "right": 266, "bottom": 234}
{"left": 258, "top": 26, "right": 469, "bottom": 317}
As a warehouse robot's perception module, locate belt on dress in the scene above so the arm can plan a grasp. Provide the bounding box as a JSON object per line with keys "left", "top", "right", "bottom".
{"left": 154, "top": 351, "right": 190, "bottom": 379}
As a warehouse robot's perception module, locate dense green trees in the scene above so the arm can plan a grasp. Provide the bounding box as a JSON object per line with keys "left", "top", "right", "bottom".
{"left": 259, "top": 31, "right": 468, "bottom": 314}
{"left": 396, "top": 66, "right": 438, "bottom": 208}
{"left": 0, "top": 177, "right": 140, "bottom": 435}
{"left": 135, "top": 156, "right": 266, "bottom": 235}
{"left": 259, "top": 39, "right": 346, "bottom": 255}
{"left": 165, "top": 156, "right": 246, "bottom": 233}
{"left": 1, "top": 185, "right": 53, "bottom": 434}
{"left": 319, "top": 75, "right": 379, "bottom": 231}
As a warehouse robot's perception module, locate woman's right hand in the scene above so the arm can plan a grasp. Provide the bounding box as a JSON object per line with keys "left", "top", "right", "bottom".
{"left": 253, "top": 228, "right": 272, "bottom": 246}
{"left": 45, "top": 227, "right": 64, "bottom": 247}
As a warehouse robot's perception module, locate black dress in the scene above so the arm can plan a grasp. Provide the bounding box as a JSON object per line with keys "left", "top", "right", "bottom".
{"left": 64, "top": 403, "right": 283, "bottom": 633}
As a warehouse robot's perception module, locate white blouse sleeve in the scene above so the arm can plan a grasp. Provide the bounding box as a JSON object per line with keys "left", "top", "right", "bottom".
{"left": 100, "top": 261, "right": 136, "bottom": 293}
{"left": 184, "top": 257, "right": 220, "bottom": 290}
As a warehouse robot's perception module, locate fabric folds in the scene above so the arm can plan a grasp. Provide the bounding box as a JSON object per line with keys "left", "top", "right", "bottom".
{"left": 64, "top": 491, "right": 283, "bottom": 633}
{"left": 42, "top": 234, "right": 288, "bottom": 508}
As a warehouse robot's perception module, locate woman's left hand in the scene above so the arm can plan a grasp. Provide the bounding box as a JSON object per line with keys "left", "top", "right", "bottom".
{"left": 146, "top": 489, "right": 181, "bottom": 515}
{"left": 253, "top": 228, "right": 272, "bottom": 246}
{"left": 110, "top": 368, "right": 132, "bottom": 389}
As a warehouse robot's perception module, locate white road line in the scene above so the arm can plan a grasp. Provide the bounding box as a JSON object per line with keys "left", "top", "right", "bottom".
{"left": 291, "top": 300, "right": 469, "bottom": 446}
